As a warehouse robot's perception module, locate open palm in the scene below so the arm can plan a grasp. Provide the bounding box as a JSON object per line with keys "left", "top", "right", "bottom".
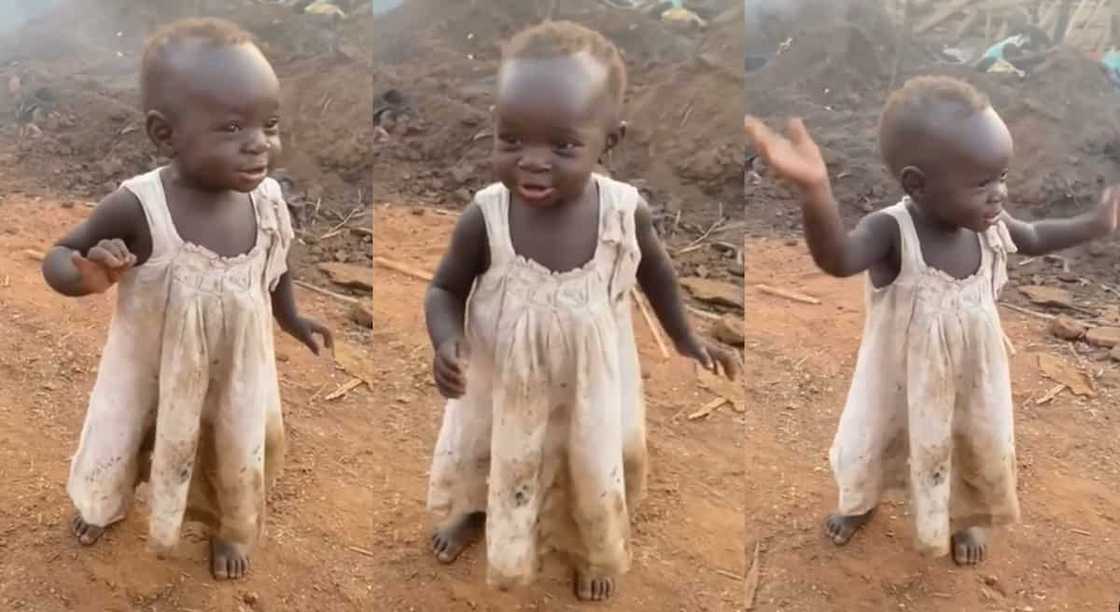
{"left": 744, "top": 116, "right": 829, "bottom": 190}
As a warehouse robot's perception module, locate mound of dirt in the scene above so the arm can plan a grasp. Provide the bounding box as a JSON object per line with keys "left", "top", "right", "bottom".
{"left": 0, "top": 0, "right": 373, "bottom": 272}
{"left": 371, "top": 0, "right": 745, "bottom": 239}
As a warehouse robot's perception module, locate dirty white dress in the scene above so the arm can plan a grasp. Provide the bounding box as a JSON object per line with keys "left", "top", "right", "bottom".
{"left": 427, "top": 175, "right": 648, "bottom": 588}
{"left": 67, "top": 167, "right": 292, "bottom": 554}
{"left": 830, "top": 198, "right": 1021, "bottom": 557}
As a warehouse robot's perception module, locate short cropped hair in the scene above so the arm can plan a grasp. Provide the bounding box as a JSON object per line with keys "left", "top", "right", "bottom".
{"left": 879, "top": 75, "right": 991, "bottom": 176}
{"left": 140, "top": 18, "right": 256, "bottom": 112}
{"left": 502, "top": 20, "right": 627, "bottom": 109}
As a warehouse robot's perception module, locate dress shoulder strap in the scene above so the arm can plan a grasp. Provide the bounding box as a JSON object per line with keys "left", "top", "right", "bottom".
{"left": 254, "top": 177, "right": 295, "bottom": 291}
{"left": 473, "top": 182, "right": 515, "bottom": 267}
{"left": 592, "top": 174, "right": 642, "bottom": 301}
{"left": 119, "top": 167, "right": 180, "bottom": 262}
{"left": 880, "top": 198, "right": 925, "bottom": 280}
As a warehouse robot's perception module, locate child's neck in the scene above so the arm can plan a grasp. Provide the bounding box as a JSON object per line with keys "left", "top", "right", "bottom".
{"left": 163, "top": 164, "right": 246, "bottom": 208}
{"left": 906, "top": 197, "right": 968, "bottom": 236}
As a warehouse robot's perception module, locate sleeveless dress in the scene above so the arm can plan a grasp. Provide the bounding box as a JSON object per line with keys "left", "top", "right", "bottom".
{"left": 67, "top": 167, "right": 293, "bottom": 554}
{"left": 427, "top": 174, "right": 648, "bottom": 588}
{"left": 830, "top": 199, "right": 1021, "bottom": 557}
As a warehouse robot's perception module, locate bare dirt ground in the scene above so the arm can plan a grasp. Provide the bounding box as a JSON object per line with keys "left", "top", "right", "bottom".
{"left": 0, "top": 2, "right": 376, "bottom": 610}
{"left": 744, "top": 240, "right": 1120, "bottom": 612}
{"left": 0, "top": 193, "right": 375, "bottom": 611}
{"left": 368, "top": 206, "right": 746, "bottom": 611}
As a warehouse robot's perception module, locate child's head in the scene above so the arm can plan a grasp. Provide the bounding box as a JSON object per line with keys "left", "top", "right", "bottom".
{"left": 141, "top": 18, "right": 281, "bottom": 193}
{"left": 493, "top": 21, "right": 627, "bottom": 208}
{"left": 879, "top": 76, "right": 1012, "bottom": 231}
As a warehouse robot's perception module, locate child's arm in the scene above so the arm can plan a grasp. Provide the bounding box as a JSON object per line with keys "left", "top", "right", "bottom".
{"left": 635, "top": 200, "right": 740, "bottom": 380}
{"left": 42, "top": 188, "right": 150, "bottom": 297}
{"left": 424, "top": 204, "right": 488, "bottom": 398}
{"left": 1001, "top": 187, "right": 1119, "bottom": 255}
{"left": 270, "top": 270, "right": 333, "bottom": 355}
{"left": 744, "top": 116, "right": 894, "bottom": 277}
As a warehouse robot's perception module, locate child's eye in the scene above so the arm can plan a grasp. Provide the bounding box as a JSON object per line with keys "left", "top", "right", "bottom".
{"left": 555, "top": 142, "right": 578, "bottom": 153}
{"left": 498, "top": 134, "right": 520, "bottom": 147}
{"left": 265, "top": 118, "right": 280, "bottom": 130}
{"left": 222, "top": 122, "right": 241, "bottom": 133}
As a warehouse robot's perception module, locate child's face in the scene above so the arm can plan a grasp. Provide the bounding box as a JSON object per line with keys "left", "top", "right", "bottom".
{"left": 163, "top": 42, "right": 282, "bottom": 193}
{"left": 911, "top": 106, "right": 1012, "bottom": 232}
{"left": 492, "top": 52, "right": 619, "bottom": 208}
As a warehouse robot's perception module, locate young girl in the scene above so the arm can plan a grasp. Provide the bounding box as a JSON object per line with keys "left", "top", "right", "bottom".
{"left": 42, "top": 19, "right": 332, "bottom": 580}
{"left": 423, "top": 21, "right": 740, "bottom": 601}
{"left": 745, "top": 75, "right": 1118, "bottom": 565}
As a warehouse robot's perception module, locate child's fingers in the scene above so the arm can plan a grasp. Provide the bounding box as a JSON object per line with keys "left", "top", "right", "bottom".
{"left": 436, "top": 358, "right": 466, "bottom": 391}
{"left": 313, "top": 322, "right": 335, "bottom": 350}
{"left": 86, "top": 246, "right": 124, "bottom": 269}
{"left": 434, "top": 366, "right": 465, "bottom": 398}
{"left": 743, "top": 116, "right": 778, "bottom": 149}
{"left": 786, "top": 117, "right": 808, "bottom": 140}
{"left": 719, "top": 351, "right": 742, "bottom": 381}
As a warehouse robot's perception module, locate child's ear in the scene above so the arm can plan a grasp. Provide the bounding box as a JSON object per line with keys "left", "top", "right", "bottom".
{"left": 899, "top": 165, "right": 925, "bottom": 200}
{"left": 145, "top": 110, "right": 175, "bottom": 158}
{"left": 605, "top": 120, "right": 627, "bottom": 152}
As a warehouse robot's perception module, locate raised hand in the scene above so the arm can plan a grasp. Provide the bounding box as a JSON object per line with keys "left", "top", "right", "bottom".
{"left": 744, "top": 116, "right": 829, "bottom": 191}
{"left": 1093, "top": 185, "right": 1120, "bottom": 235}
{"left": 71, "top": 239, "right": 136, "bottom": 294}
{"left": 433, "top": 336, "right": 470, "bottom": 399}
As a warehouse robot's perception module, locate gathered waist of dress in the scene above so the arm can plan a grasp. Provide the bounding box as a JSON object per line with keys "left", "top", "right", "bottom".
{"left": 170, "top": 259, "right": 264, "bottom": 296}
{"left": 490, "top": 265, "right": 619, "bottom": 312}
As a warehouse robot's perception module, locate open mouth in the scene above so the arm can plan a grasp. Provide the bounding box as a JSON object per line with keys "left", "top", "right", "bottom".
{"left": 516, "top": 183, "right": 556, "bottom": 202}
{"left": 239, "top": 166, "right": 268, "bottom": 180}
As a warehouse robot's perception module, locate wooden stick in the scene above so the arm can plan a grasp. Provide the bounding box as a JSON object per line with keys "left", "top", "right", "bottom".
{"left": 687, "top": 305, "right": 723, "bottom": 321}
{"left": 916, "top": 0, "right": 975, "bottom": 34}
{"left": 744, "top": 542, "right": 762, "bottom": 610}
{"left": 632, "top": 288, "right": 671, "bottom": 359}
{"left": 373, "top": 256, "right": 433, "bottom": 282}
{"left": 999, "top": 301, "right": 1055, "bottom": 320}
{"left": 294, "top": 280, "right": 360, "bottom": 305}
{"left": 755, "top": 284, "right": 821, "bottom": 305}
{"left": 325, "top": 378, "right": 365, "bottom": 400}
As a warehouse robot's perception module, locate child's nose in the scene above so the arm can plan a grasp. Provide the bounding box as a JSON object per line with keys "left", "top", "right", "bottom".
{"left": 243, "top": 129, "right": 271, "bottom": 154}
{"left": 517, "top": 147, "right": 551, "bottom": 171}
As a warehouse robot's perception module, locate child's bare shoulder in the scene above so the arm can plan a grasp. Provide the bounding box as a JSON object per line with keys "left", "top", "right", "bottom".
{"left": 74, "top": 187, "right": 147, "bottom": 242}
{"left": 855, "top": 209, "right": 900, "bottom": 244}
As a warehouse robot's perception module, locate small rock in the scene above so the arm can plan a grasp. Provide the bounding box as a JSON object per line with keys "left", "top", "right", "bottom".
{"left": 1110, "top": 345, "right": 1120, "bottom": 362}
{"left": 1018, "top": 285, "right": 1073, "bottom": 308}
{"left": 242, "top": 591, "right": 259, "bottom": 606}
{"left": 1049, "top": 316, "right": 1087, "bottom": 341}
{"left": 679, "top": 277, "right": 743, "bottom": 311}
{"left": 318, "top": 262, "right": 372, "bottom": 292}
{"left": 1086, "top": 326, "right": 1120, "bottom": 348}
{"left": 349, "top": 301, "right": 373, "bottom": 328}
{"left": 1057, "top": 271, "right": 1080, "bottom": 283}
{"left": 713, "top": 315, "right": 744, "bottom": 346}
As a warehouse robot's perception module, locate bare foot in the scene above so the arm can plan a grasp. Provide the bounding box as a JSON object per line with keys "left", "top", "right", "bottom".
{"left": 824, "top": 509, "right": 873, "bottom": 545}
{"left": 71, "top": 514, "right": 105, "bottom": 546}
{"left": 575, "top": 571, "right": 615, "bottom": 601}
{"left": 430, "top": 511, "right": 484, "bottom": 564}
{"left": 211, "top": 538, "right": 251, "bottom": 580}
{"left": 951, "top": 527, "right": 988, "bottom": 566}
